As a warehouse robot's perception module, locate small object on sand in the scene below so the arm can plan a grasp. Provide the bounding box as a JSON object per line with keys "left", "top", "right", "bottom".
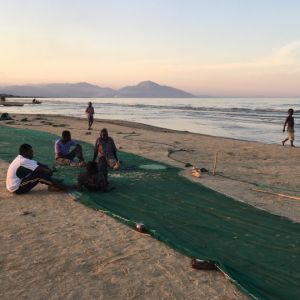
{"left": 191, "top": 258, "right": 217, "bottom": 270}
{"left": 212, "top": 151, "right": 220, "bottom": 176}
{"left": 20, "top": 210, "right": 35, "bottom": 216}
{"left": 135, "top": 222, "right": 148, "bottom": 233}
{"left": 20, "top": 118, "right": 28, "bottom": 122}
{"left": 192, "top": 167, "right": 201, "bottom": 178}
{"left": 119, "top": 146, "right": 123, "bottom": 149}
{"left": 85, "top": 131, "right": 92, "bottom": 135}
{"left": 200, "top": 168, "right": 209, "bottom": 173}
{"left": 185, "top": 163, "right": 192, "bottom": 167}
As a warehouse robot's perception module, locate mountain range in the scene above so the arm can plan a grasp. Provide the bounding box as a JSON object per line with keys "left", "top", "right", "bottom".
{"left": 0, "top": 81, "right": 195, "bottom": 98}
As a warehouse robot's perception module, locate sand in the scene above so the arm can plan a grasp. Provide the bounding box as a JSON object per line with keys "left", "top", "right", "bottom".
{"left": 1, "top": 114, "right": 299, "bottom": 300}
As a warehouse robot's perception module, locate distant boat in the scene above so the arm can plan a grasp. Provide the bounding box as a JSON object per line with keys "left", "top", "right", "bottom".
{"left": 0, "top": 101, "right": 24, "bottom": 107}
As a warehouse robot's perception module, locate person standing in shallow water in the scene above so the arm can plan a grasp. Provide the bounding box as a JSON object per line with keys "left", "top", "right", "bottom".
{"left": 282, "top": 108, "right": 295, "bottom": 147}
{"left": 85, "top": 102, "right": 95, "bottom": 130}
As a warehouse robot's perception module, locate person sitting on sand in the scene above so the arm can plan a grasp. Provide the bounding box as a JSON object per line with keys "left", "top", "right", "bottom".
{"left": 85, "top": 102, "right": 94, "bottom": 130}
{"left": 93, "top": 128, "right": 120, "bottom": 170}
{"left": 6, "top": 143, "right": 68, "bottom": 194}
{"left": 282, "top": 108, "right": 295, "bottom": 147}
{"left": 55, "top": 130, "right": 85, "bottom": 166}
{"left": 77, "top": 161, "right": 110, "bottom": 192}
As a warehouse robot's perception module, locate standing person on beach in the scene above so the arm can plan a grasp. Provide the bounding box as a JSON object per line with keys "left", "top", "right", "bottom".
{"left": 282, "top": 108, "right": 295, "bottom": 147}
{"left": 85, "top": 102, "right": 94, "bottom": 130}
{"left": 6, "top": 144, "right": 67, "bottom": 194}
{"left": 93, "top": 128, "right": 120, "bottom": 170}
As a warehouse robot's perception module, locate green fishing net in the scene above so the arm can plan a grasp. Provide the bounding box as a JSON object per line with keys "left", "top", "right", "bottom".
{"left": 0, "top": 125, "right": 299, "bottom": 300}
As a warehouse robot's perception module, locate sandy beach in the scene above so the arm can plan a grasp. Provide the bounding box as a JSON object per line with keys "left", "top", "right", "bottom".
{"left": 1, "top": 114, "right": 299, "bottom": 300}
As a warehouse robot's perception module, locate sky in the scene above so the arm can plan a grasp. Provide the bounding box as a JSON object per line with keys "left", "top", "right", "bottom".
{"left": 1, "top": 0, "right": 300, "bottom": 96}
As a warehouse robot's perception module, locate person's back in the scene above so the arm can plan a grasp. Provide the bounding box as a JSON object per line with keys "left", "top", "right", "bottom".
{"left": 77, "top": 161, "right": 107, "bottom": 191}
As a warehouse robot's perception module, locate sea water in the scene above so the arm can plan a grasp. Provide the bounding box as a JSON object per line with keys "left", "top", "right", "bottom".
{"left": 2, "top": 97, "right": 299, "bottom": 144}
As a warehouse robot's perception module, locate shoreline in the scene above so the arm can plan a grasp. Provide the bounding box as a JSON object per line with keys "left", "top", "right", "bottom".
{"left": 1, "top": 113, "right": 299, "bottom": 299}
{"left": 1, "top": 112, "right": 286, "bottom": 146}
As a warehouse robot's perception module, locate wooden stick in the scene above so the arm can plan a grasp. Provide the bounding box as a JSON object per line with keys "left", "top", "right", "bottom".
{"left": 212, "top": 151, "right": 220, "bottom": 176}
{"left": 252, "top": 188, "right": 300, "bottom": 201}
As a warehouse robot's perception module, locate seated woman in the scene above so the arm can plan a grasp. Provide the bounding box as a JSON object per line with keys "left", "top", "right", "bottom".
{"left": 54, "top": 130, "right": 85, "bottom": 166}
{"left": 77, "top": 161, "right": 109, "bottom": 192}
{"left": 93, "top": 128, "right": 120, "bottom": 170}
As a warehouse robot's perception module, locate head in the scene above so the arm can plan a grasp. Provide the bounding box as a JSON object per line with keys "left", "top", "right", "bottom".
{"left": 62, "top": 130, "right": 71, "bottom": 142}
{"left": 19, "top": 143, "right": 33, "bottom": 159}
{"left": 88, "top": 101, "right": 92, "bottom": 107}
{"left": 288, "top": 108, "right": 294, "bottom": 116}
{"left": 86, "top": 161, "right": 98, "bottom": 175}
{"left": 100, "top": 128, "right": 108, "bottom": 140}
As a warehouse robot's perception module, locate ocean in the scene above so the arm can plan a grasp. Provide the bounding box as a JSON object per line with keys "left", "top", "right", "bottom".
{"left": 2, "top": 97, "right": 299, "bottom": 144}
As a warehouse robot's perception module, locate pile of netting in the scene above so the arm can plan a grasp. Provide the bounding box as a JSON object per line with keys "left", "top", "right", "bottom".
{"left": 0, "top": 125, "right": 299, "bottom": 300}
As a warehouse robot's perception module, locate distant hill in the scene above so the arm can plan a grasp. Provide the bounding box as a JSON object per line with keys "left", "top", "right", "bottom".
{"left": 0, "top": 81, "right": 195, "bottom": 98}
{"left": 0, "top": 82, "right": 115, "bottom": 98}
{"left": 115, "top": 81, "right": 195, "bottom": 98}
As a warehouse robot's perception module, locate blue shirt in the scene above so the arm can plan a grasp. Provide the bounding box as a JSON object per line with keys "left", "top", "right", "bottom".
{"left": 55, "top": 139, "right": 76, "bottom": 158}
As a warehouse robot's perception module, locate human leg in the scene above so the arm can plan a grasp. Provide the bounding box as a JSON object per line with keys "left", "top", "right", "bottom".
{"left": 16, "top": 171, "right": 53, "bottom": 194}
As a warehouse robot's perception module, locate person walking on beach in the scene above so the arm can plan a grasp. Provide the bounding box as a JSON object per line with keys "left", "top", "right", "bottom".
{"left": 282, "top": 108, "right": 295, "bottom": 147}
{"left": 6, "top": 144, "right": 68, "bottom": 194}
{"left": 85, "top": 102, "right": 94, "bottom": 130}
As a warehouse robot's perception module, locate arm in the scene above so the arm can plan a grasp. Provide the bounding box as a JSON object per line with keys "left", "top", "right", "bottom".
{"left": 112, "top": 139, "right": 118, "bottom": 161}
{"left": 93, "top": 139, "right": 99, "bottom": 162}
{"left": 35, "top": 165, "right": 53, "bottom": 176}
{"left": 283, "top": 117, "right": 288, "bottom": 132}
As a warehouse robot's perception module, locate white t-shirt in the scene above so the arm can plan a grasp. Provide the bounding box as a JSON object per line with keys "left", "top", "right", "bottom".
{"left": 6, "top": 155, "right": 38, "bottom": 192}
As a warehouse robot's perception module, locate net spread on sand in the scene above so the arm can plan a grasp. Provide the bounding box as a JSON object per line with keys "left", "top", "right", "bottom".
{"left": 0, "top": 125, "right": 299, "bottom": 300}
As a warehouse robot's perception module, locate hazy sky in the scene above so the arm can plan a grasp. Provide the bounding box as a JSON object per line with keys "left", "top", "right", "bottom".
{"left": 1, "top": 0, "right": 300, "bottom": 96}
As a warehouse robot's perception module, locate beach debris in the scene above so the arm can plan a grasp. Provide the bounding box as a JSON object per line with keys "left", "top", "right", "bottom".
{"left": 119, "top": 146, "right": 123, "bottom": 149}
{"left": 135, "top": 222, "right": 148, "bottom": 233}
{"left": 212, "top": 151, "right": 221, "bottom": 176}
{"left": 85, "top": 131, "right": 92, "bottom": 135}
{"left": 20, "top": 210, "right": 35, "bottom": 216}
{"left": 0, "top": 112, "right": 13, "bottom": 120}
{"left": 52, "top": 124, "right": 68, "bottom": 127}
{"left": 192, "top": 167, "right": 201, "bottom": 178}
{"left": 20, "top": 117, "right": 28, "bottom": 122}
{"left": 200, "top": 168, "right": 209, "bottom": 173}
{"left": 191, "top": 258, "right": 217, "bottom": 270}
{"left": 185, "top": 162, "right": 192, "bottom": 167}
{"left": 252, "top": 189, "right": 300, "bottom": 201}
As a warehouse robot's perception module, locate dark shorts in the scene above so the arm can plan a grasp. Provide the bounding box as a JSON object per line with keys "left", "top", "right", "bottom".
{"left": 15, "top": 171, "right": 53, "bottom": 194}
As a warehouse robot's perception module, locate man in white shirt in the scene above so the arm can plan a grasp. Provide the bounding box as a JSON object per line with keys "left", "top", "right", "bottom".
{"left": 6, "top": 144, "right": 66, "bottom": 194}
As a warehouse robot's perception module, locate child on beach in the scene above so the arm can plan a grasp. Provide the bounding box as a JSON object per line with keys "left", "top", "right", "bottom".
{"left": 282, "top": 108, "right": 295, "bottom": 147}
{"left": 77, "top": 161, "right": 108, "bottom": 192}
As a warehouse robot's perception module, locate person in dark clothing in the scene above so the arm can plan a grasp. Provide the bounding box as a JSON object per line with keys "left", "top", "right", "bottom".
{"left": 77, "top": 161, "right": 109, "bottom": 192}
{"left": 93, "top": 128, "right": 120, "bottom": 169}
{"left": 282, "top": 108, "right": 295, "bottom": 147}
{"left": 6, "top": 144, "right": 68, "bottom": 194}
